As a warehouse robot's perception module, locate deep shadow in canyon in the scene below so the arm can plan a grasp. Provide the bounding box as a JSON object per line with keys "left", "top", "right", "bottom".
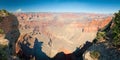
{"left": 52, "top": 41, "right": 92, "bottom": 60}
{"left": 18, "top": 39, "right": 92, "bottom": 60}
{"left": 18, "top": 38, "right": 50, "bottom": 60}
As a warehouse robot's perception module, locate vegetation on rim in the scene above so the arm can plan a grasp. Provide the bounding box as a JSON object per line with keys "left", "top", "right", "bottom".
{"left": 111, "top": 10, "right": 120, "bottom": 47}
{"left": 90, "top": 50, "right": 100, "bottom": 59}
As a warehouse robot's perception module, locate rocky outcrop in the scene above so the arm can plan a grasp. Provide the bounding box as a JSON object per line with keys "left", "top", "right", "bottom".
{"left": 83, "top": 11, "right": 120, "bottom": 60}
{"left": 0, "top": 34, "right": 9, "bottom": 45}
{"left": 16, "top": 33, "right": 50, "bottom": 60}
{"left": 83, "top": 42, "right": 120, "bottom": 60}
{"left": 0, "top": 13, "right": 20, "bottom": 60}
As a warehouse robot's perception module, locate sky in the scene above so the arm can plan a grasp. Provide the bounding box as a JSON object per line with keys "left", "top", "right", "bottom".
{"left": 0, "top": 0, "right": 120, "bottom": 13}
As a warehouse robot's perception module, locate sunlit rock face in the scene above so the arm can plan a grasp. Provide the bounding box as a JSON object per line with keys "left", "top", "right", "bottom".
{"left": 0, "top": 34, "right": 9, "bottom": 45}
{"left": 15, "top": 13, "right": 112, "bottom": 58}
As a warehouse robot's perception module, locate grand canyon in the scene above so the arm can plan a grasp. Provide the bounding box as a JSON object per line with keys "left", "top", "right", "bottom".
{"left": 1, "top": 0, "right": 120, "bottom": 60}
{"left": 0, "top": 10, "right": 114, "bottom": 60}
{"left": 4, "top": 8, "right": 120, "bottom": 60}
{"left": 15, "top": 13, "right": 112, "bottom": 57}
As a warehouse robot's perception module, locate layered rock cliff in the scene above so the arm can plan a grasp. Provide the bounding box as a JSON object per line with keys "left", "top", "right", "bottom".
{"left": 0, "top": 10, "right": 115, "bottom": 60}
{"left": 14, "top": 13, "right": 112, "bottom": 60}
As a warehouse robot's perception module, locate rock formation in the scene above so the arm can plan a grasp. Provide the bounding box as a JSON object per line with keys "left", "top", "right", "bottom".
{"left": 14, "top": 13, "right": 112, "bottom": 60}
{"left": 83, "top": 11, "right": 120, "bottom": 60}
{"left": 0, "top": 10, "right": 115, "bottom": 60}
{"left": 0, "top": 10, "right": 20, "bottom": 60}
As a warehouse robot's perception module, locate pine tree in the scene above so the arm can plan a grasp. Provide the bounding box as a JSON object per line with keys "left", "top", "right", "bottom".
{"left": 112, "top": 10, "right": 120, "bottom": 47}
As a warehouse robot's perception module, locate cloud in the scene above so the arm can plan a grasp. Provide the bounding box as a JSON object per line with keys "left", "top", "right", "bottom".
{"left": 16, "top": 9, "right": 22, "bottom": 12}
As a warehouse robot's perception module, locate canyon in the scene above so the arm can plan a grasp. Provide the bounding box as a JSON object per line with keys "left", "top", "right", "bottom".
{"left": 14, "top": 13, "right": 112, "bottom": 59}
{"left": 0, "top": 12, "right": 113, "bottom": 60}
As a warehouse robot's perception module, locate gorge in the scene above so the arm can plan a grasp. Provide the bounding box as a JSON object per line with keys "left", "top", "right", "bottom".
{"left": 0, "top": 11, "right": 113, "bottom": 60}
{"left": 15, "top": 13, "right": 112, "bottom": 59}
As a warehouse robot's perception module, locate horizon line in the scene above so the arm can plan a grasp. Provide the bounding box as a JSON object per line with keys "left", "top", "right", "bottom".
{"left": 12, "top": 11, "right": 114, "bottom": 15}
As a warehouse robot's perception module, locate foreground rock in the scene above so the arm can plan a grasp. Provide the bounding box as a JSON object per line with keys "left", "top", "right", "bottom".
{"left": 0, "top": 34, "right": 9, "bottom": 45}
{"left": 0, "top": 10, "right": 20, "bottom": 60}
{"left": 84, "top": 42, "right": 120, "bottom": 60}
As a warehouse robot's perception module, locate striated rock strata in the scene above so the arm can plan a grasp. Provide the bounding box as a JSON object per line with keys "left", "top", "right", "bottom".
{"left": 14, "top": 13, "right": 112, "bottom": 59}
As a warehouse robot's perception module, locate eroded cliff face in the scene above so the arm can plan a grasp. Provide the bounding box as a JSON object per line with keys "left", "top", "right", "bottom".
{"left": 0, "top": 13, "right": 20, "bottom": 59}
{"left": 14, "top": 13, "right": 112, "bottom": 59}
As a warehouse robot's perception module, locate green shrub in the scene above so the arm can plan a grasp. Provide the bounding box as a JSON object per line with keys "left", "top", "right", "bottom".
{"left": 90, "top": 50, "right": 100, "bottom": 59}
{"left": 0, "top": 29, "right": 4, "bottom": 34}
{"left": 96, "top": 31, "right": 106, "bottom": 41}
{"left": 0, "top": 9, "right": 7, "bottom": 14}
{"left": 0, "top": 45, "right": 8, "bottom": 50}
{"left": 0, "top": 9, "right": 11, "bottom": 23}
{"left": 0, "top": 44, "right": 8, "bottom": 60}
{"left": 112, "top": 33, "right": 120, "bottom": 46}
{"left": 111, "top": 10, "right": 120, "bottom": 47}
{"left": 0, "top": 9, "right": 10, "bottom": 16}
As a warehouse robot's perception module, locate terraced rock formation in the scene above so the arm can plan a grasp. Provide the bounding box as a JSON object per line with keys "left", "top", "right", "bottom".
{"left": 15, "top": 13, "right": 112, "bottom": 59}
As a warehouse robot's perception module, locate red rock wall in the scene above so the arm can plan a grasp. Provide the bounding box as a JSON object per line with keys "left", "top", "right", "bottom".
{"left": 14, "top": 13, "right": 112, "bottom": 33}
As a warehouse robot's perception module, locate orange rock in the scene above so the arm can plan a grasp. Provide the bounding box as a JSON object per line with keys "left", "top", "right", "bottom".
{"left": 58, "top": 48, "right": 71, "bottom": 54}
